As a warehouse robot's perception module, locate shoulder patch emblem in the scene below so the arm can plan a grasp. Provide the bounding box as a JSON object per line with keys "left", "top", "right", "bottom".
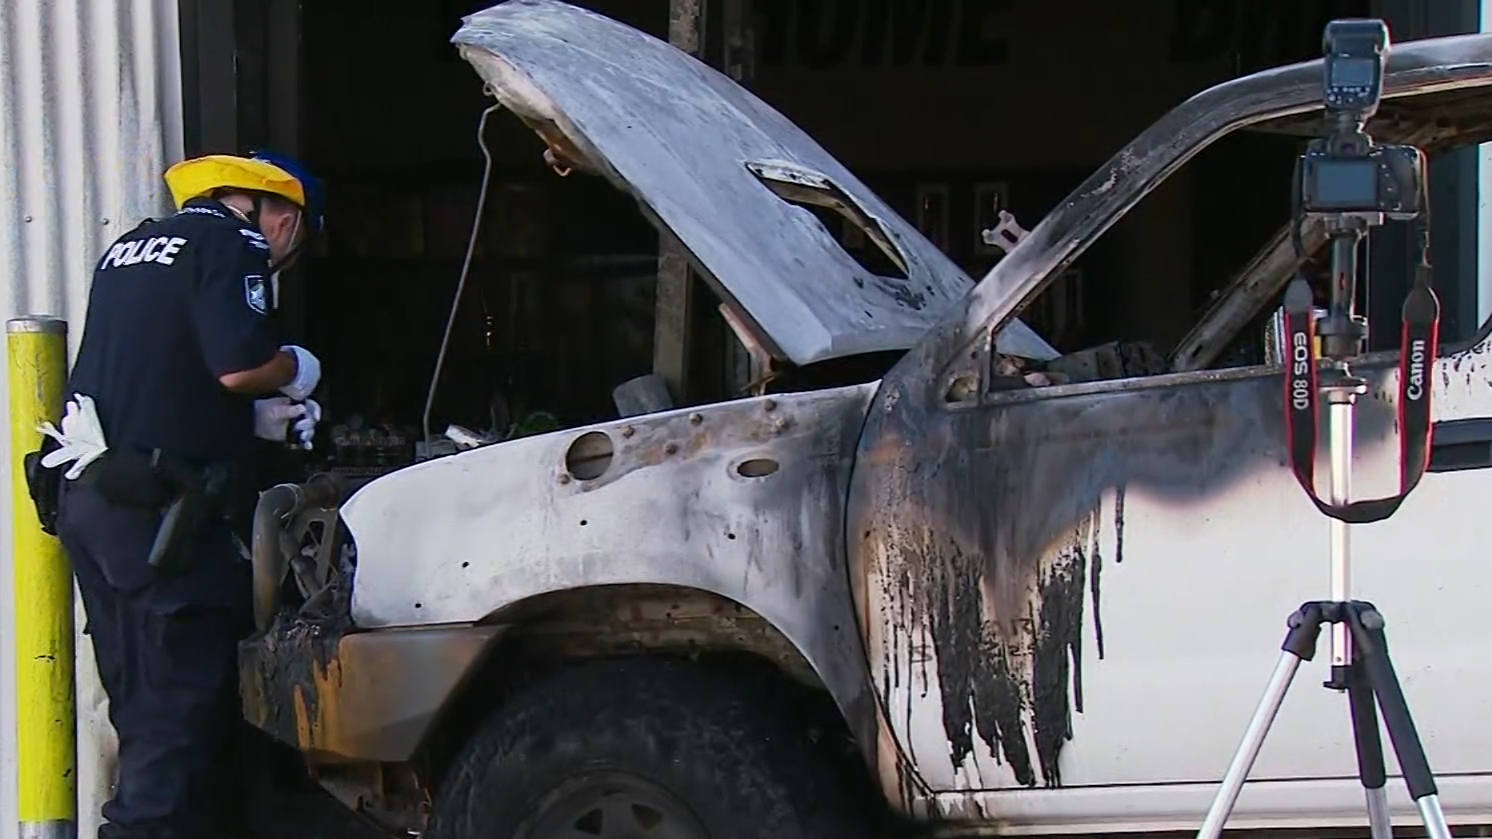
{"left": 244, "top": 273, "right": 268, "bottom": 315}
{"left": 238, "top": 228, "right": 270, "bottom": 251}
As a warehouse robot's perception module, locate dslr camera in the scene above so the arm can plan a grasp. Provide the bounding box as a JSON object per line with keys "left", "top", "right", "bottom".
{"left": 1297, "top": 19, "right": 1425, "bottom": 220}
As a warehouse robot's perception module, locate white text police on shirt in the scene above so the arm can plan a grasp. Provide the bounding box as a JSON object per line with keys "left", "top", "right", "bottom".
{"left": 98, "top": 236, "right": 189, "bottom": 270}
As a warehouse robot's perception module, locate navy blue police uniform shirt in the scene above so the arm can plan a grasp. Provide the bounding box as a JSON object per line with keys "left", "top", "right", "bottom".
{"left": 67, "top": 198, "right": 283, "bottom": 464}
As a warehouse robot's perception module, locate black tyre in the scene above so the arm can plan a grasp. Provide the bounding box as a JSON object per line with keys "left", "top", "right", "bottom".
{"left": 425, "top": 657, "right": 877, "bottom": 839}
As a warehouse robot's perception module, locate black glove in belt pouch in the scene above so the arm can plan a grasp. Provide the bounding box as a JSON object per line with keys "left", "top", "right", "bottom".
{"left": 22, "top": 435, "right": 63, "bottom": 536}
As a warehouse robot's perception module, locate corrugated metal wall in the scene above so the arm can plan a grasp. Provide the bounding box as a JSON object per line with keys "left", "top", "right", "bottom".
{"left": 0, "top": 2, "right": 184, "bottom": 839}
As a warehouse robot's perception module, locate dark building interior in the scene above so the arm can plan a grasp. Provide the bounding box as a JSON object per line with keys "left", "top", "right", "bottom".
{"left": 177, "top": 0, "right": 1491, "bottom": 481}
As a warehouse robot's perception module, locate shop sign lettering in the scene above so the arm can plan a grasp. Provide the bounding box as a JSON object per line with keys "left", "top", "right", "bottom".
{"left": 754, "top": 0, "right": 1352, "bottom": 73}
{"left": 755, "top": 0, "right": 1013, "bottom": 70}
{"left": 1169, "top": 0, "right": 1357, "bottom": 69}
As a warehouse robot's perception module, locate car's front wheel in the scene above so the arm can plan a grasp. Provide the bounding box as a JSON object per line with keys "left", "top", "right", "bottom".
{"left": 424, "top": 657, "right": 875, "bottom": 839}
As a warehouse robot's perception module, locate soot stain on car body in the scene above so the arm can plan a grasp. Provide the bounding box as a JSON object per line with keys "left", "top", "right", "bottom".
{"left": 1030, "top": 517, "right": 1093, "bottom": 789}
{"left": 848, "top": 341, "right": 1403, "bottom": 788}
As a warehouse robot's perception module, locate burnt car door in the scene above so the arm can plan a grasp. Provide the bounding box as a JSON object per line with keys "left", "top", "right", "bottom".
{"left": 847, "top": 43, "right": 1492, "bottom": 822}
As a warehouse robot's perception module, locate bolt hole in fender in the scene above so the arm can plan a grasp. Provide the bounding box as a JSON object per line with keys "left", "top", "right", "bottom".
{"left": 736, "top": 457, "right": 781, "bottom": 478}
{"left": 566, "top": 430, "right": 616, "bottom": 481}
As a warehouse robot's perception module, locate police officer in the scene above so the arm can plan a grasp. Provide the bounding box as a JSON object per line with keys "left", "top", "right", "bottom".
{"left": 41, "top": 151, "right": 328, "bottom": 839}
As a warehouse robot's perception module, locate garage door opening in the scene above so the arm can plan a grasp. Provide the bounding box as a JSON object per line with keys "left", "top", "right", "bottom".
{"left": 288, "top": 1, "right": 681, "bottom": 482}
{"left": 235, "top": 0, "right": 1370, "bottom": 488}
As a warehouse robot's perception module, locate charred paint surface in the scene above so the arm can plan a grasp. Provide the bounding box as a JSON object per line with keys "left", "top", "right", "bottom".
{"left": 239, "top": 583, "right": 350, "bottom": 752}
{"left": 847, "top": 348, "right": 1403, "bottom": 789}
{"left": 843, "top": 36, "right": 1492, "bottom": 795}
{"left": 240, "top": 574, "right": 501, "bottom": 762}
{"left": 924, "top": 542, "right": 1031, "bottom": 786}
{"left": 341, "top": 384, "right": 886, "bottom": 777}
{"left": 1088, "top": 500, "right": 1107, "bottom": 660}
{"left": 1030, "top": 515, "right": 1088, "bottom": 789}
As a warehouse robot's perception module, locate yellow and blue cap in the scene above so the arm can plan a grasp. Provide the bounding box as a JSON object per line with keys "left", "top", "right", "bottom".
{"left": 163, "top": 151, "right": 325, "bottom": 234}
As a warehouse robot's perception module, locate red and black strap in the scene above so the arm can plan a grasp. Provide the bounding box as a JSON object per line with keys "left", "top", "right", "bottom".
{"left": 1281, "top": 266, "right": 1440, "bottom": 524}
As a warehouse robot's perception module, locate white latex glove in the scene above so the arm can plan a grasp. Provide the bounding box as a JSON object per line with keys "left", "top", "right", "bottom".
{"left": 253, "top": 397, "right": 323, "bottom": 449}
{"left": 253, "top": 397, "right": 306, "bottom": 442}
{"left": 280, "top": 345, "right": 322, "bottom": 401}
{"left": 290, "top": 398, "right": 323, "bottom": 450}
{"left": 38, "top": 394, "right": 111, "bottom": 480}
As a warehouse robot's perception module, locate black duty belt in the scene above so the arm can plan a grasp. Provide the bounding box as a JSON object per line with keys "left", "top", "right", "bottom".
{"left": 24, "top": 427, "right": 244, "bottom": 581}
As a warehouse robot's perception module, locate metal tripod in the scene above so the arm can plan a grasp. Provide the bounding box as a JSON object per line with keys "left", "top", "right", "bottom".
{"left": 1194, "top": 215, "right": 1452, "bottom": 839}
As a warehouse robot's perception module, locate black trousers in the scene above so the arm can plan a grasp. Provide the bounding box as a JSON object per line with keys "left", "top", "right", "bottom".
{"left": 57, "top": 480, "right": 254, "bottom": 839}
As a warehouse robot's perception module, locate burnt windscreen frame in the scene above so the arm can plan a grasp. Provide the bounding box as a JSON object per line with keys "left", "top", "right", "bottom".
{"left": 1247, "top": 82, "right": 1492, "bottom": 349}
{"left": 746, "top": 160, "right": 911, "bottom": 281}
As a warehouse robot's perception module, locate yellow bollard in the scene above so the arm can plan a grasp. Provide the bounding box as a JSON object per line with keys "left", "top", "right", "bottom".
{"left": 8, "top": 316, "right": 76, "bottom": 839}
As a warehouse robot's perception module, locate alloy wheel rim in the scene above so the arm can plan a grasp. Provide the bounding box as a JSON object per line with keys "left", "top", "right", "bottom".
{"left": 517, "top": 771, "right": 712, "bottom": 839}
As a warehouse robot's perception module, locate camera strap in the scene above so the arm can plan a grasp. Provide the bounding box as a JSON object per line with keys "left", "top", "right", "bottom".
{"left": 1281, "top": 266, "right": 1441, "bottom": 524}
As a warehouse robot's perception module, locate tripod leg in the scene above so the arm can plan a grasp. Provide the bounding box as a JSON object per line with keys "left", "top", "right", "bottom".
{"left": 1348, "top": 604, "right": 1452, "bottom": 839}
{"left": 1346, "top": 659, "right": 1392, "bottom": 839}
{"left": 1195, "top": 651, "right": 1303, "bottom": 839}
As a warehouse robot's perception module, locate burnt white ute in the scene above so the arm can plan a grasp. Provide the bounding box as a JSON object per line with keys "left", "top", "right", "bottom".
{"left": 239, "top": 3, "right": 1492, "bottom": 837}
